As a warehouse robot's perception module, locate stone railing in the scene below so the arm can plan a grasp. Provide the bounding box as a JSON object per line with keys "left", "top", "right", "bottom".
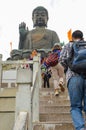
{"left": 0, "top": 53, "right": 42, "bottom": 130}
{"left": 13, "top": 112, "right": 28, "bottom": 130}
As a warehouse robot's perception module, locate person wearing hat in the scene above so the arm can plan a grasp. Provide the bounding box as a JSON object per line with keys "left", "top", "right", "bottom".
{"left": 52, "top": 42, "right": 62, "bottom": 58}
{"left": 51, "top": 43, "right": 65, "bottom": 96}
{"left": 40, "top": 42, "right": 65, "bottom": 94}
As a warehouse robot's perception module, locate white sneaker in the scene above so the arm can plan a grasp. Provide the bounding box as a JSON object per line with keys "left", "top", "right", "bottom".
{"left": 54, "top": 89, "right": 59, "bottom": 96}
{"left": 59, "top": 81, "right": 65, "bottom": 92}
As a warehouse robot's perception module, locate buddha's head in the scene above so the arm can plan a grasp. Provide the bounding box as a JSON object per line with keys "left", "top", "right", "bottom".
{"left": 32, "top": 6, "right": 49, "bottom": 27}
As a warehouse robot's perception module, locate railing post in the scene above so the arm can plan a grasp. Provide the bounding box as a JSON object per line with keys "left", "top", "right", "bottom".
{"left": 13, "top": 112, "right": 28, "bottom": 130}
{"left": 15, "top": 68, "right": 32, "bottom": 130}
{"left": 32, "top": 54, "right": 40, "bottom": 123}
{"left": 0, "top": 54, "right": 2, "bottom": 89}
{"left": 33, "top": 55, "right": 39, "bottom": 85}
{"left": 38, "top": 53, "right": 42, "bottom": 88}
{"left": 33, "top": 54, "right": 42, "bottom": 87}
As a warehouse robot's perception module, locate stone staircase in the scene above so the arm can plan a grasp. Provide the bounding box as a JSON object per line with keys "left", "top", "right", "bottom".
{"left": 0, "top": 86, "right": 75, "bottom": 130}
{"left": 33, "top": 87, "right": 74, "bottom": 130}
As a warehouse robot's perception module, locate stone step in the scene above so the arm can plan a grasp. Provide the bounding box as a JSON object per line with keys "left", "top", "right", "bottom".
{"left": 0, "top": 88, "right": 17, "bottom": 112}
{"left": 0, "top": 86, "right": 71, "bottom": 130}
{"left": 40, "top": 87, "right": 67, "bottom": 91}
{"left": 0, "top": 113, "right": 74, "bottom": 130}
{"left": 40, "top": 88, "right": 68, "bottom": 95}
{"left": 40, "top": 86, "right": 69, "bottom": 99}
{"left": 33, "top": 122, "right": 74, "bottom": 130}
{"left": 40, "top": 99, "right": 70, "bottom": 106}
{"left": 40, "top": 93, "right": 68, "bottom": 99}
{"left": 0, "top": 98, "right": 70, "bottom": 113}
{"left": 39, "top": 87, "right": 69, "bottom": 97}
{"left": 39, "top": 94, "right": 69, "bottom": 101}
{"left": 40, "top": 105, "right": 70, "bottom": 113}
{"left": 39, "top": 113, "right": 72, "bottom": 122}
{"left": 0, "top": 112, "right": 15, "bottom": 130}
{"left": 0, "top": 87, "right": 17, "bottom": 97}
{"left": 0, "top": 98, "right": 15, "bottom": 111}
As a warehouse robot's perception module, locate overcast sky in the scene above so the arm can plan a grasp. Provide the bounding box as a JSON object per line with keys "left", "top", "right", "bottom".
{"left": 0, "top": 0, "right": 86, "bottom": 60}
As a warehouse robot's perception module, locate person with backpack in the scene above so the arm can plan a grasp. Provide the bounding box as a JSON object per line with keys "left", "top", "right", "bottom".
{"left": 45, "top": 43, "right": 65, "bottom": 96}
{"left": 59, "top": 30, "right": 86, "bottom": 130}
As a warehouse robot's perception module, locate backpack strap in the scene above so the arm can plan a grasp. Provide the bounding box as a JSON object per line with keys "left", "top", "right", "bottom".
{"left": 66, "top": 42, "right": 74, "bottom": 69}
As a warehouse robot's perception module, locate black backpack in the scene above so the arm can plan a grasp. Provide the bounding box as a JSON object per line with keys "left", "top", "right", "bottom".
{"left": 67, "top": 41, "right": 86, "bottom": 75}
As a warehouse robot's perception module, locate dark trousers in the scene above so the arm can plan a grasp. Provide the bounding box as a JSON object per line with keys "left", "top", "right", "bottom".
{"left": 44, "top": 75, "right": 50, "bottom": 88}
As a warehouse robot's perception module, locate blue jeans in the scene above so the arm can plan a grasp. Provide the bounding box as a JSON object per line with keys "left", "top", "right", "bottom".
{"left": 68, "top": 75, "right": 86, "bottom": 130}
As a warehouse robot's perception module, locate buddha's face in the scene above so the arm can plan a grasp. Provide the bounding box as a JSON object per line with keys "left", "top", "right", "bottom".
{"left": 32, "top": 9, "right": 48, "bottom": 27}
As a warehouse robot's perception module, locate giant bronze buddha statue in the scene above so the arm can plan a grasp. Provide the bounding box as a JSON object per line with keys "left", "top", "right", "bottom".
{"left": 10, "top": 6, "right": 60, "bottom": 60}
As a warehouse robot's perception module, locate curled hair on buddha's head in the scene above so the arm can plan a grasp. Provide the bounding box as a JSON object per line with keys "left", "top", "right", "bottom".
{"left": 32, "top": 6, "right": 49, "bottom": 20}
{"left": 72, "top": 30, "right": 83, "bottom": 40}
